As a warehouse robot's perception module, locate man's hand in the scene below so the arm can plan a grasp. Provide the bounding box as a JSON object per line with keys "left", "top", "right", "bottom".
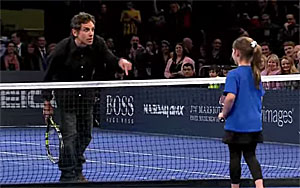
{"left": 118, "top": 58, "right": 132, "bottom": 76}
{"left": 43, "top": 101, "right": 53, "bottom": 123}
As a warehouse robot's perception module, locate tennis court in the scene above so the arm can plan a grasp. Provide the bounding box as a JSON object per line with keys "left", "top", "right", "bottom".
{"left": 1, "top": 76, "right": 300, "bottom": 187}
{"left": 1, "top": 126, "right": 299, "bottom": 187}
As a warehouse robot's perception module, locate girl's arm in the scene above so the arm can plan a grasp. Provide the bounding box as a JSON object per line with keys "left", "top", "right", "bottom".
{"left": 218, "top": 93, "right": 236, "bottom": 119}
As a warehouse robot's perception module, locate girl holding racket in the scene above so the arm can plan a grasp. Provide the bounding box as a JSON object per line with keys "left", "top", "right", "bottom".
{"left": 218, "top": 37, "right": 264, "bottom": 188}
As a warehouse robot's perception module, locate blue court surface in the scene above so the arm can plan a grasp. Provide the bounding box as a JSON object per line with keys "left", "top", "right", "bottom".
{"left": 0, "top": 127, "right": 299, "bottom": 187}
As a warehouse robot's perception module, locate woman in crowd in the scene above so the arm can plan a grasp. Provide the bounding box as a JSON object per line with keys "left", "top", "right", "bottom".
{"left": 23, "top": 42, "right": 40, "bottom": 70}
{"left": 280, "top": 56, "right": 299, "bottom": 90}
{"left": 259, "top": 54, "right": 267, "bottom": 72}
{"left": 152, "top": 40, "right": 171, "bottom": 79}
{"left": 0, "top": 41, "right": 22, "bottom": 71}
{"left": 261, "top": 54, "right": 281, "bottom": 90}
{"left": 164, "top": 42, "right": 195, "bottom": 78}
{"left": 261, "top": 54, "right": 281, "bottom": 76}
{"left": 280, "top": 56, "right": 299, "bottom": 75}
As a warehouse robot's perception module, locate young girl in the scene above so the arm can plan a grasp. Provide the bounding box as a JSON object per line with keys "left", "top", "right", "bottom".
{"left": 218, "top": 37, "right": 264, "bottom": 188}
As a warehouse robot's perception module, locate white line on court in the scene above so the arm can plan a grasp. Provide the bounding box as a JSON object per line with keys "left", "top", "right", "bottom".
{"left": 1, "top": 141, "right": 299, "bottom": 172}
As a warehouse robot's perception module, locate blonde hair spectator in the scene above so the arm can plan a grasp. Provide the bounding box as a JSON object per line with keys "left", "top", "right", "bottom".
{"left": 261, "top": 54, "right": 282, "bottom": 90}
{"left": 261, "top": 54, "right": 281, "bottom": 76}
{"left": 280, "top": 56, "right": 299, "bottom": 74}
{"left": 260, "top": 54, "right": 267, "bottom": 71}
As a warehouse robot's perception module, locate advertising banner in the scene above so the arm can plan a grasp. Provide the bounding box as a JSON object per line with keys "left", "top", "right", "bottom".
{"left": 1, "top": 86, "right": 299, "bottom": 144}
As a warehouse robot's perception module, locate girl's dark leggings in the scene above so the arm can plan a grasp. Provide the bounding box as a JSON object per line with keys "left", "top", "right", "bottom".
{"left": 228, "top": 143, "right": 263, "bottom": 184}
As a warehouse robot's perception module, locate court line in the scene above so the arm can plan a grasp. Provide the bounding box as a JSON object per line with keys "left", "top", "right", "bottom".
{"left": 6, "top": 161, "right": 57, "bottom": 169}
{"left": 0, "top": 141, "right": 43, "bottom": 146}
{"left": 0, "top": 151, "right": 229, "bottom": 178}
{"left": 87, "top": 159, "right": 230, "bottom": 178}
{"left": 2, "top": 161, "right": 150, "bottom": 182}
{"left": 1, "top": 141, "right": 299, "bottom": 171}
{"left": 86, "top": 148, "right": 300, "bottom": 171}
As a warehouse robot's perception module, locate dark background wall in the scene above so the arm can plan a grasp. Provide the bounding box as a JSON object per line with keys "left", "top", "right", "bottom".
{"left": 2, "top": 0, "right": 299, "bottom": 55}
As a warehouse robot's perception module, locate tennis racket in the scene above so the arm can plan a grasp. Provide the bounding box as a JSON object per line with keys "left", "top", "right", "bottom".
{"left": 45, "top": 116, "right": 63, "bottom": 164}
{"left": 219, "top": 95, "right": 226, "bottom": 123}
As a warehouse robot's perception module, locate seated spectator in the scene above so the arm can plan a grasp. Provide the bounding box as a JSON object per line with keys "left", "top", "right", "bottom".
{"left": 280, "top": 56, "right": 299, "bottom": 75}
{"left": 133, "top": 44, "right": 148, "bottom": 79}
{"left": 130, "top": 43, "right": 155, "bottom": 79}
{"left": 0, "top": 41, "right": 22, "bottom": 71}
{"left": 164, "top": 42, "right": 195, "bottom": 78}
{"left": 283, "top": 41, "right": 295, "bottom": 58}
{"left": 104, "top": 38, "right": 123, "bottom": 80}
{"left": 293, "top": 45, "right": 300, "bottom": 68}
{"left": 152, "top": 40, "right": 171, "bottom": 79}
{"left": 144, "top": 40, "right": 156, "bottom": 78}
{"left": 181, "top": 63, "right": 196, "bottom": 78}
{"left": 261, "top": 54, "right": 281, "bottom": 90}
{"left": 11, "top": 32, "right": 27, "bottom": 59}
{"left": 220, "top": 65, "right": 231, "bottom": 77}
{"left": 37, "top": 36, "right": 48, "bottom": 71}
{"left": 296, "top": 50, "right": 300, "bottom": 72}
{"left": 208, "top": 65, "right": 219, "bottom": 78}
{"left": 208, "top": 65, "right": 220, "bottom": 89}
{"left": 106, "top": 38, "right": 118, "bottom": 55}
{"left": 126, "top": 35, "right": 141, "bottom": 78}
{"left": 260, "top": 42, "right": 272, "bottom": 57}
{"left": 131, "top": 41, "right": 156, "bottom": 79}
{"left": 196, "top": 45, "right": 207, "bottom": 77}
{"left": 261, "top": 54, "right": 281, "bottom": 76}
{"left": 183, "top": 37, "right": 198, "bottom": 62}
{"left": 258, "top": 14, "right": 280, "bottom": 47}
{"left": 279, "top": 14, "right": 299, "bottom": 45}
{"left": 206, "top": 38, "right": 230, "bottom": 65}
{"left": 23, "top": 42, "right": 40, "bottom": 70}
{"left": 280, "top": 56, "right": 299, "bottom": 90}
{"left": 259, "top": 54, "right": 268, "bottom": 72}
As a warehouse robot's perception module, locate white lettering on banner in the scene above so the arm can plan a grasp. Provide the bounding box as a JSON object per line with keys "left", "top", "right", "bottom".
{"left": 189, "top": 105, "right": 297, "bottom": 126}
{"left": 262, "top": 106, "right": 294, "bottom": 127}
{"left": 190, "top": 105, "right": 222, "bottom": 114}
{"left": 143, "top": 104, "right": 184, "bottom": 118}
{"left": 0, "top": 90, "right": 55, "bottom": 109}
{"left": 106, "top": 95, "right": 134, "bottom": 125}
{"left": 189, "top": 105, "right": 222, "bottom": 123}
{"left": 190, "top": 115, "right": 219, "bottom": 122}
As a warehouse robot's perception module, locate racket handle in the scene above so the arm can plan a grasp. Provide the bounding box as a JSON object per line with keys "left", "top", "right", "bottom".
{"left": 220, "top": 118, "right": 225, "bottom": 123}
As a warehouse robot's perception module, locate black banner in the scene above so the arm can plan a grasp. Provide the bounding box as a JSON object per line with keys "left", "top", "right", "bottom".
{"left": 1, "top": 86, "right": 299, "bottom": 144}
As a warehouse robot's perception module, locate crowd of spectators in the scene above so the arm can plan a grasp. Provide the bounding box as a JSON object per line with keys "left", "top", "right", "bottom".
{"left": 1, "top": 0, "right": 299, "bottom": 82}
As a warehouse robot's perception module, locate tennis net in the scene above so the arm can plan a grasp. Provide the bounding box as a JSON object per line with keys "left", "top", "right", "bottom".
{"left": 0, "top": 75, "right": 299, "bottom": 186}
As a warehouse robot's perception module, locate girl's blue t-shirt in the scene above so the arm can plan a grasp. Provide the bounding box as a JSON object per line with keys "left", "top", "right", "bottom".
{"left": 224, "top": 66, "right": 265, "bottom": 132}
